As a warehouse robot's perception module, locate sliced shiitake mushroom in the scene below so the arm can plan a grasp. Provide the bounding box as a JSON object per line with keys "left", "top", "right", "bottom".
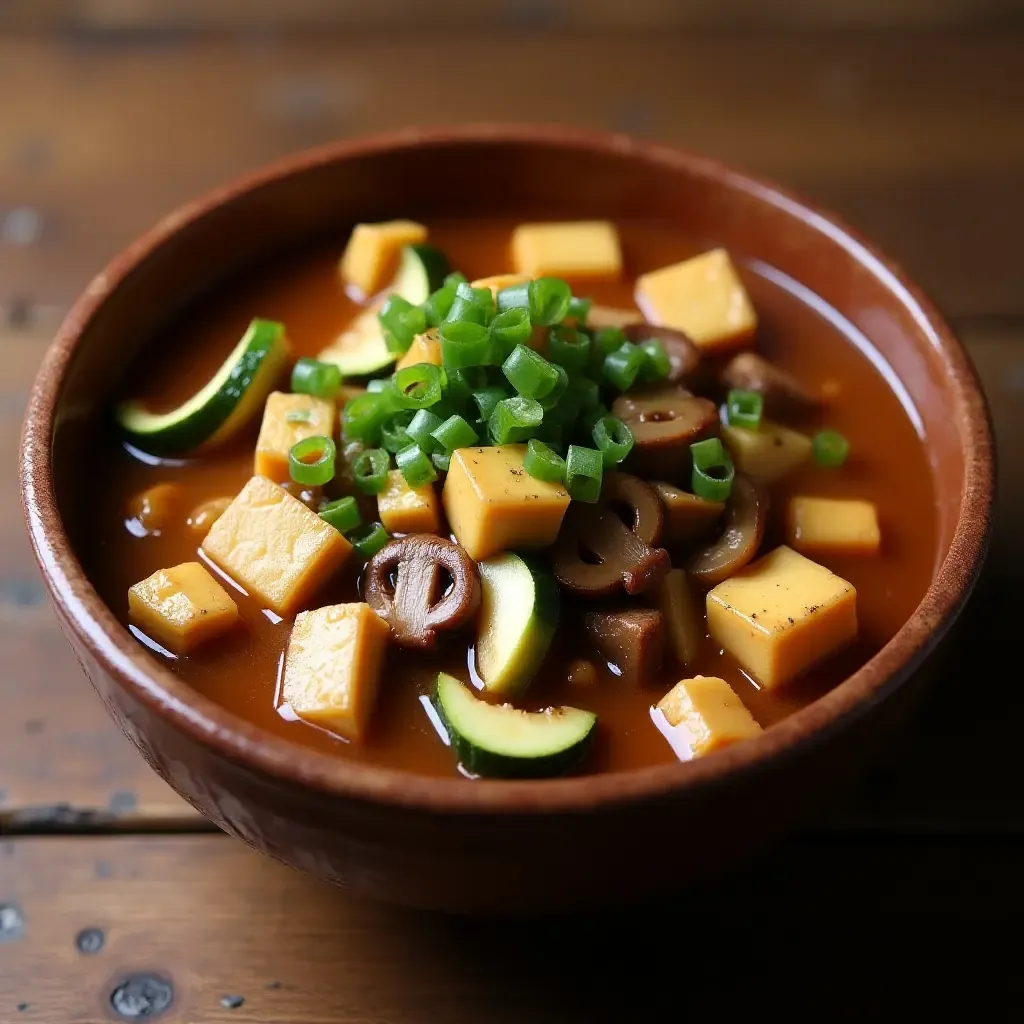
{"left": 611, "top": 386, "right": 719, "bottom": 483}
{"left": 552, "top": 472, "right": 670, "bottom": 598}
{"left": 721, "top": 352, "right": 819, "bottom": 419}
{"left": 686, "top": 475, "right": 766, "bottom": 587}
{"left": 622, "top": 323, "right": 701, "bottom": 385}
{"left": 364, "top": 535, "right": 481, "bottom": 649}
{"left": 583, "top": 608, "right": 665, "bottom": 686}
{"left": 651, "top": 481, "right": 724, "bottom": 552}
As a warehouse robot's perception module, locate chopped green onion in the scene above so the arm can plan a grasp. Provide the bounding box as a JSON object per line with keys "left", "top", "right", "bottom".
{"left": 379, "top": 295, "right": 427, "bottom": 354}
{"left": 289, "top": 435, "right": 336, "bottom": 487}
{"left": 528, "top": 277, "right": 572, "bottom": 326}
{"left": 813, "top": 429, "right": 850, "bottom": 468}
{"left": 432, "top": 450, "right": 452, "bottom": 473}
{"left": 726, "top": 389, "right": 764, "bottom": 430}
{"left": 445, "top": 282, "right": 493, "bottom": 326}
{"left": 381, "top": 411, "right": 415, "bottom": 454}
{"left": 589, "top": 326, "right": 626, "bottom": 377}
{"left": 406, "top": 409, "right": 444, "bottom": 453}
{"left": 535, "top": 421, "right": 564, "bottom": 448}
{"left": 444, "top": 271, "right": 468, "bottom": 288}
{"left": 538, "top": 364, "right": 569, "bottom": 411}
{"left": 472, "top": 386, "right": 509, "bottom": 424}
{"left": 319, "top": 496, "right": 361, "bottom": 533}
{"left": 502, "top": 344, "right": 560, "bottom": 400}
{"left": 567, "top": 295, "right": 592, "bottom": 324}
{"left": 351, "top": 447, "right": 390, "bottom": 495}
{"left": 366, "top": 378, "right": 391, "bottom": 394}
{"left": 547, "top": 325, "right": 591, "bottom": 373}
{"left": 565, "top": 445, "right": 603, "bottom": 502}
{"left": 691, "top": 437, "right": 735, "bottom": 502}
{"left": 445, "top": 366, "right": 488, "bottom": 407}
{"left": 291, "top": 357, "right": 342, "bottom": 399}
{"left": 423, "top": 284, "right": 457, "bottom": 327}
{"left": 568, "top": 375, "right": 601, "bottom": 413}
{"left": 489, "top": 307, "right": 533, "bottom": 357}
{"left": 349, "top": 522, "right": 391, "bottom": 560}
{"left": 438, "top": 321, "right": 491, "bottom": 368}
{"left": 496, "top": 282, "right": 530, "bottom": 313}
{"left": 342, "top": 392, "right": 389, "bottom": 444}
{"left": 524, "top": 438, "right": 566, "bottom": 483}
{"left": 432, "top": 414, "right": 478, "bottom": 451}
{"left": 392, "top": 363, "right": 444, "bottom": 410}
{"left": 603, "top": 341, "right": 646, "bottom": 391}
{"left": 488, "top": 395, "right": 544, "bottom": 445}
{"left": 396, "top": 443, "right": 438, "bottom": 488}
{"left": 592, "top": 416, "right": 635, "bottom": 467}
{"left": 638, "top": 339, "right": 672, "bottom": 380}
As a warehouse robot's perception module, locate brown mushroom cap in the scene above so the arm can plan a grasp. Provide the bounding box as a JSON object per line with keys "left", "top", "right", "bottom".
{"left": 686, "top": 475, "right": 766, "bottom": 587}
{"left": 622, "top": 323, "right": 701, "bottom": 385}
{"left": 651, "top": 481, "right": 725, "bottom": 553}
{"left": 721, "top": 352, "right": 819, "bottom": 420}
{"left": 583, "top": 608, "right": 665, "bottom": 686}
{"left": 552, "top": 472, "right": 670, "bottom": 597}
{"left": 611, "top": 386, "right": 719, "bottom": 484}
{"left": 364, "top": 535, "right": 481, "bottom": 649}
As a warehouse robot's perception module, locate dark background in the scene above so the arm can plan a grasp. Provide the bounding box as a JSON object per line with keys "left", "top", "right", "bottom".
{"left": 1, "top": 2, "right": 1023, "bottom": 1020}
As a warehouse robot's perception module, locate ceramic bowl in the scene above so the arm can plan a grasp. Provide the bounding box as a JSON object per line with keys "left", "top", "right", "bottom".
{"left": 21, "top": 125, "right": 994, "bottom": 913}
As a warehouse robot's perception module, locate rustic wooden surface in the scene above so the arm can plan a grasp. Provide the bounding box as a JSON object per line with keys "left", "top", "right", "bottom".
{"left": 1, "top": 19, "right": 1022, "bottom": 1021}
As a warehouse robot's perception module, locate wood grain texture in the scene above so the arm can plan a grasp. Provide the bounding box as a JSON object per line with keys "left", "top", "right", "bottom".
{"left": 0, "top": 35, "right": 1023, "bottom": 318}
{"left": 0, "top": 833, "right": 1022, "bottom": 1022}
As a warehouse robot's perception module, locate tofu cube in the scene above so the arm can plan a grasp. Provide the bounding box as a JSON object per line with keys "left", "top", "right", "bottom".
{"left": 395, "top": 329, "right": 442, "bottom": 371}
{"left": 707, "top": 545, "right": 857, "bottom": 689}
{"left": 254, "top": 391, "right": 337, "bottom": 483}
{"left": 339, "top": 220, "right": 427, "bottom": 298}
{"left": 722, "top": 419, "right": 812, "bottom": 485}
{"left": 283, "top": 603, "right": 391, "bottom": 741}
{"left": 202, "top": 475, "right": 351, "bottom": 615}
{"left": 128, "top": 561, "right": 238, "bottom": 655}
{"left": 654, "top": 675, "right": 762, "bottom": 759}
{"left": 442, "top": 445, "right": 570, "bottom": 561}
{"left": 787, "top": 497, "right": 881, "bottom": 557}
{"left": 377, "top": 470, "right": 442, "bottom": 535}
{"left": 635, "top": 248, "right": 757, "bottom": 352}
{"left": 511, "top": 221, "right": 623, "bottom": 280}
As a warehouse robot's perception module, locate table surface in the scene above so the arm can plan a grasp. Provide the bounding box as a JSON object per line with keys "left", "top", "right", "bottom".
{"left": 2, "top": 11, "right": 1024, "bottom": 1021}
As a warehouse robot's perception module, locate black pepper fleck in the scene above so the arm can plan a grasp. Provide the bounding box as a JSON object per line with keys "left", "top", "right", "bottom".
{"left": 17, "top": 1002, "right": 28, "bottom": 1012}
{"left": 788, "top": 617, "right": 795, "bottom": 624}
{"left": 221, "top": 995, "right": 245, "bottom": 1009}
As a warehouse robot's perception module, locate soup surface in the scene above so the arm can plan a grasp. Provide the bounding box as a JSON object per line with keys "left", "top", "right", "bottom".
{"left": 87, "top": 218, "right": 937, "bottom": 777}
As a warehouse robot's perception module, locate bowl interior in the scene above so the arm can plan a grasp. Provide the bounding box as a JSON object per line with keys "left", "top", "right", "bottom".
{"left": 33, "top": 127, "right": 992, "bottom": 807}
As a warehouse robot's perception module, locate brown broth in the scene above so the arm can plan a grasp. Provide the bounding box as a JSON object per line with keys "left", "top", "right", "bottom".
{"left": 85, "top": 219, "right": 937, "bottom": 777}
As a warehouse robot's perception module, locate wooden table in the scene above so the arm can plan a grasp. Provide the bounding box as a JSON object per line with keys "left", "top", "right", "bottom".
{"left": 2, "top": 12, "right": 1023, "bottom": 1020}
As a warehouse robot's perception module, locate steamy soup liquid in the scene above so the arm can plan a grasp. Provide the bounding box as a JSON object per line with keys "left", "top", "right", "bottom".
{"left": 86, "top": 218, "right": 936, "bottom": 778}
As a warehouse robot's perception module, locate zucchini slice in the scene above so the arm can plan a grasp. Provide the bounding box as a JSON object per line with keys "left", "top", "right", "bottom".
{"left": 434, "top": 673, "right": 596, "bottom": 779}
{"left": 476, "top": 553, "right": 559, "bottom": 695}
{"left": 116, "top": 318, "right": 291, "bottom": 456}
{"left": 320, "top": 243, "right": 449, "bottom": 377}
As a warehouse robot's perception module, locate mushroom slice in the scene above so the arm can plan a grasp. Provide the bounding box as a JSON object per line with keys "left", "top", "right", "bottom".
{"left": 651, "top": 481, "right": 724, "bottom": 552}
{"left": 686, "top": 475, "right": 766, "bottom": 587}
{"left": 721, "top": 352, "right": 819, "bottom": 419}
{"left": 364, "top": 535, "right": 481, "bottom": 649}
{"left": 552, "top": 472, "right": 670, "bottom": 597}
{"left": 583, "top": 608, "right": 665, "bottom": 686}
{"left": 622, "top": 323, "right": 701, "bottom": 384}
{"left": 611, "top": 386, "right": 719, "bottom": 483}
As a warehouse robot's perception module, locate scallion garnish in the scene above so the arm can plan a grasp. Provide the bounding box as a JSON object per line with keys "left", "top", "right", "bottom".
{"left": 592, "top": 415, "right": 635, "bottom": 467}
{"left": 523, "top": 438, "right": 567, "bottom": 483}
{"left": 567, "top": 295, "right": 592, "bottom": 324}
{"left": 489, "top": 307, "right": 533, "bottom": 357}
{"left": 813, "top": 429, "right": 850, "bottom": 467}
{"left": 528, "top": 277, "right": 572, "bottom": 326}
{"left": 392, "top": 363, "right": 444, "bottom": 410}
{"left": 342, "top": 392, "right": 391, "bottom": 445}
{"left": 472, "top": 386, "right": 510, "bottom": 424}
{"left": 379, "top": 295, "right": 427, "bottom": 354}
{"left": 488, "top": 395, "right": 544, "bottom": 445}
{"left": 351, "top": 447, "right": 391, "bottom": 495}
{"left": 288, "top": 435, "right": 336, "bottom": 487}
{"left": 565, "top": 444, "right": 603, "bottom": 503}
{"left": 496, "top": 281, "right": 530, "bottom": 314}
{"left": 547, "top": 325, "right": 591, "bottom": 373}
{"left": 319, "top": 496, "right": 361, "bottom": 534}
{"left": 291, "top": 357, "right": 342, "bottom": 399}
{"left": 439, "top": 321, "right": 491, "bottom": 368}
{"left": 406, "top": 409, "right": 444, "bottom": 453}
{"left": 349, "top": 522, "right": 391, "bottom": 560}
{"left": 690, "top": 437, "right": 735, "bottom": 502}
{"left": 726, "top": 389, "right": 764, "bottom": 431}
{"left": 502, "top": 344, "right": 560, "bottom": 400}
{"left": 637, "top": 338, "right": 671, "bottom": 380}
{"left": 396, "top": 443, "right": 438, "bottom": 488}
{"left": 603, "top": 341, "right": 646, "bottom": 391}
{"left": 381, "top": 411, "right": 415, "bottom": 454}
{"left": 432, "top": 414, "right": 479, "bottom": 452}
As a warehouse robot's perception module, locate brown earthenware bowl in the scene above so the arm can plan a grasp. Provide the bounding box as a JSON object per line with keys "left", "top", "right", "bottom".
{"left": 21, "top": 125, "right": 993, "bottom": 913}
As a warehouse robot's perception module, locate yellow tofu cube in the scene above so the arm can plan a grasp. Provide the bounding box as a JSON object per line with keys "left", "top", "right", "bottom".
{"left": 635, "top": 248, "right": 757, "bottom": 352}
{"left": 722, "top": 419, "right": 812, "bottom": 485}
{"left": 655, "top": 675, "right": 762, "bottom": 759}
{"left": 339, "top": 220, "right": 427, "bottom": 298}
{"left": 395, "top": 329, "right": 442, "bottom": 372}
{"left": 470, "top": 273, "right": 530, "bottom": 298}
{"left": 707, "top": 545, "right": 857, "bottom": 689}
{"left": 254, "top": 391, "right": 337, "bottom": 483}
{"left": 787, "top": 497, "right": 881, "bottom": 556}
{"left": 511, "top": 221, "right": 623, "bottom": 280}
{"left": 128, "top": 561, "right": 238, "bottom": 655}
{"left": 202, "top": 475, "right": 351, "bottom": 616}
{"left": 442, "top": 445, "right": 570, "bottom": 561}
{"left": 283, "top": 603, "right": 391, "bottom": 741}
{"left": 377, "top": 470, "right": 442, "bottom": 535}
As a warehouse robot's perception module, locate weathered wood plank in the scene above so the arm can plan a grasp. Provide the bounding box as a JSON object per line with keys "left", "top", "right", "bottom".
{"left": 1, "top": 35, "right": 1022, "bottom": 317}
{"left": 0, "top": 834, "right": 1019, "bottom": 1022}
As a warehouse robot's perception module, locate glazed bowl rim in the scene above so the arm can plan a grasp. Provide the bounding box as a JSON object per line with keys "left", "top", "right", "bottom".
{"left": 20, "top": 123, "right": 994, "bottom": 814}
